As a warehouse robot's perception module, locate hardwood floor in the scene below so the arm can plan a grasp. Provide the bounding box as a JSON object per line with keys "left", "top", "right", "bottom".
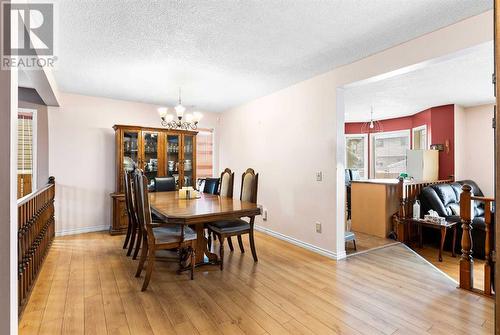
{"left": 345, "top": 231, "right": 399, "bottom": 256}
{"left": 415, "top": 244, "right": 486, "bottom": 291}
{"left": 20, "top": 231, "right": 493, "bottom": 335}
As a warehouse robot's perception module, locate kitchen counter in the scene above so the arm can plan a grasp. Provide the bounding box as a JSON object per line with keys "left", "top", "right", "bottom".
{"left": 350, "top": 179, "right": 400, "bottom": 238}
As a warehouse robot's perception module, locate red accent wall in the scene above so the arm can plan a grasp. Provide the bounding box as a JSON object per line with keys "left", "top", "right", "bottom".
{"left": 345, "top": 104, "right": 454, "bottom": 179}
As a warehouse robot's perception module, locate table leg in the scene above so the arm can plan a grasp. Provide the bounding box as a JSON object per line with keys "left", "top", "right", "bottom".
{"left": 194, "top": 224, "right": 219, "bottom": 266}
{"left": 451, "top": 225, "right": 457, "bottom": 257}
{"left": 439, "top": 226, "right": 446, "bottom": 262}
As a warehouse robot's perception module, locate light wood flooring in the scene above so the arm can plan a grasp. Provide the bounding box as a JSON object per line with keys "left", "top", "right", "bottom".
{"left": 19, "top": 231, "right": 494, "bottom": 335}
{"left": 345, "top": 231, "right": 399, "bottom": 256}
{"left": 415, "top": 244, "right": 486, "bottom": 292}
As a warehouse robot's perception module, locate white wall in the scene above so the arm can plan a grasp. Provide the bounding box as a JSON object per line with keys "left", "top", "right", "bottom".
{"left": 49, "top": 92, "right": 220, "bottom": 235}
{"left": 455, "top": 104, "right": 494, "bottom": 196}
{"left": 219, "top": 11, "right": 493, "bottom": 259}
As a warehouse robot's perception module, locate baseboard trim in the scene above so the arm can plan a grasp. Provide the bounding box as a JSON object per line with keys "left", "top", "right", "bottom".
{"left": 56, "top": 225, "right": 109, "bottom": 237}
{"left": 255, "top": 225, "right": 346, "bottom": 260}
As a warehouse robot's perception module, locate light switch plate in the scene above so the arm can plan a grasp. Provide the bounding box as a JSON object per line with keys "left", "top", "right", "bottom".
{"left": 316, "top": 171, "right": 322, "bottom": 181}
{"left": 315, "top": 222, "right": 322, "bottom": 233}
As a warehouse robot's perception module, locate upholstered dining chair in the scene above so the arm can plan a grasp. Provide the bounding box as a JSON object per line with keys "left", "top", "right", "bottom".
{"left": 202, "top": 178, "right": 220, "bottom": 195}
{"left": 152, "top": 176, "right": 176, "bottom": 192}
{"left": 207, "top": 168, "right": 235, "bottom": 250}
{"left": 133, "top": 170, "right": 197, "bottom": 290}
{"left": 207, "top": 168, "right": 259, "bottom": 270}
{"left": 124, "top": 169, "right": 169, "bottom": 259}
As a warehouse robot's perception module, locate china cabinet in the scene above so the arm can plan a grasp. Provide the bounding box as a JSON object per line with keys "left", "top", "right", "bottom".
{"left": 110, "top": 124, "right": 197, "bottom": 234}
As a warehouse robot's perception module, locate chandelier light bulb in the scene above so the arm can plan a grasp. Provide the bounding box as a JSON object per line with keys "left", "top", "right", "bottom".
{"left": 158, "top": 107, "right": 168, "bottom": 118}
{"left": 175, "top": 104, "right": 186, "bottom": 118}
{"left": 193, "top": 112, "right": 203, "bottom": 123}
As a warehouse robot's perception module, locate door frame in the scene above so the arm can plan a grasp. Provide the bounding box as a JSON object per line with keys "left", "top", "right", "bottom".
{"left": 494, "top": 1, "right": 500, "bottom": 333}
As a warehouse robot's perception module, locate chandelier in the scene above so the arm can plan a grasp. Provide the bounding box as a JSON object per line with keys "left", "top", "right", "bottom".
{"left": 361, "top": 106, "right": 383, "bottom": 133}
{"left": 158, "top": 88, "right": 202, "bottom": 130}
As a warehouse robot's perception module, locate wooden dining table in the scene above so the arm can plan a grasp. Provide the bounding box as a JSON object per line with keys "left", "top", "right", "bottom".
{"left": 149, "top": 191, "right": 261, "bottom": 266}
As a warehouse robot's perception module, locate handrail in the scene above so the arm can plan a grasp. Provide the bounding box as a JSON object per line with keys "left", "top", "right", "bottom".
{"left": 17, "top": 176, "right": 55, "bottom": 206}
{"left": 18, "top": 176, "right": 56, "bottom": 315}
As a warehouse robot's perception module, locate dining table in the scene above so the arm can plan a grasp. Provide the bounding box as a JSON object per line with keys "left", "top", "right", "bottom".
{"left": 149, "top": 191, "right": 261, "bottom": 266}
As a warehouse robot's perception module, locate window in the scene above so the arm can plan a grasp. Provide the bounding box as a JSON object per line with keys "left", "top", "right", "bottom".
{"left": 412, "top": 125, "right": 427, "bottom": 150}
{"left": 18, "top": 109, "right": 36, "bottom": 199}
{"left": 371, "top": 130, "right": 410, "bottom": 179}
{"left": 345, "top": 134, "right": 368, "bottom": 179}
{"left": 196, "top": 129, "right": 214, "bottom": 178}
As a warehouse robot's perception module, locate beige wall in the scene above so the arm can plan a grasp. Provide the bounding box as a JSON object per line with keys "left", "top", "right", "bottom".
{"left": 455, "top": 104, "right": 494, "bottom": 196}
{"left": 218, "top": 11, "right": 493, "bottom": 259}
{"left": 48, "top": 92, "right": 220, "bottom": 235}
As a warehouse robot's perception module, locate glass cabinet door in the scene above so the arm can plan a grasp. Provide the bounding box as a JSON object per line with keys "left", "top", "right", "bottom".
{"left": 183, "top": 135, "right": 195, "bottom": 187}
{"left": 166, "top": 134, "right": 181, "bottom": 189}
{"left": 123, "top": 131, "right": 139, "bottom": 172}
{"left": 142, "top": 131, "right": 159, "bottom": 189}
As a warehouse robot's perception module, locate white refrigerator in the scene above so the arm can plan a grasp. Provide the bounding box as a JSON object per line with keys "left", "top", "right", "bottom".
{"left": 406, "top": 149, "right": 439, "bottom": 181}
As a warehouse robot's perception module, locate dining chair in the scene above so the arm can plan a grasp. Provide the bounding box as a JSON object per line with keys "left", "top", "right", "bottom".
{"left": 202, "top": 178, "right": 220, "bottom": 195}
{"left": 125, "top": 169, "right": 171, "bottom": 259}
{"left": 123, "top": 170, "right": 135, "bottom": 251}
{"left": 207, "top": 168, "right": 259, "bottom": 270}
{"left": 133, "top": 170, "right": 197, "bottom": 290}
{"left": 207, "top": 168, "right": 234, "bottom": 250}
{"left": 152, "top": 176, "right": 176, "bottom": 192}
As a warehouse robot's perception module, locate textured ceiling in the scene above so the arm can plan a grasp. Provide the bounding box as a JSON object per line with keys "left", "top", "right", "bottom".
{"left": 344, "top": 42, "right": 494, "bottom": 122}
{"left": 53, "top": 0, "right": 492, "bottom": 112}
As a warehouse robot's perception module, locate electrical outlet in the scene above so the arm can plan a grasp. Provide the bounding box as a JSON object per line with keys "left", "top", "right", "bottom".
{"left": 316, "top": 171, "right": 322, "bottom": 181}
{"left": 315, "top": 221, "right": 322, "bottom": 233}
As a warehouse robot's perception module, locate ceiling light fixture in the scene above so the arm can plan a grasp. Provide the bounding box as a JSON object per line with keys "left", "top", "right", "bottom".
{"left": 158, "top": 88, "right": 202, "bottom": 130}
{"left": 361, "top": 106, "right": 383, "bottom": 133}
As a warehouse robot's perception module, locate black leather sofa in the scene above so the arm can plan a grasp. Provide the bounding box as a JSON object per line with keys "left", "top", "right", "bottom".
{"left": 418, "top": 180, "right": 493, "bottom": 259}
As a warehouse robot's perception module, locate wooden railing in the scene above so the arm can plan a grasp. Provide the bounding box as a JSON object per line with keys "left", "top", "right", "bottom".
{"left": 18, "top": 176, "right": 55, "bottom": 314}
{"left": 394, "top": 178, "right": 453, "bottom": 242}
{"left": 459, "top": 184, "right": 495, "bottom": 296}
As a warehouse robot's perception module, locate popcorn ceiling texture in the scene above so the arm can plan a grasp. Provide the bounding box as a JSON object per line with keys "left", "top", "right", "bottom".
{"left": 344, "top": 42, "right": 494, "bottom": 122}
{"left": 53, "top": 0, "right": 491, "bottom": 112}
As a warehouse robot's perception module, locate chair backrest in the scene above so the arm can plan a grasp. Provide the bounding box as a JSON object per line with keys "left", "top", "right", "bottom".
{"left": 134, "top": 170, "right": 186, "bottom": 243}
{"left": 240, "top": 168, "right": 259, "bottom": 203}
{"left": 203, "top": 178, "right": 220, "bottom": 195}
{"left": 124, "top": 170, "right": 137, "bottom": 224}
{"left": 219, "top": 168, "right": 234, "bottom": 198}
{"left": 134, "top": 170, "right": 156, "bottom": 241}
{"left": 153, "top": 176, "right": 176, "bottom": 192}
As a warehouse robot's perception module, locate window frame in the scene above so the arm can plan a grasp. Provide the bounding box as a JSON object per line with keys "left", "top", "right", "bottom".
{"left": 196, "top": 128, "right": 215, "bottom": 178}
{"left": 370, "top": 129, "right": 411, "bottom": 179}
{"left": 17, "top": 108, "right": 37, "bottom": 199}
{"left": 345, "top": 133, "right": 368, "bottom": 180}
{"left": 412, "top": 125, "right": 428, "bottom": 150}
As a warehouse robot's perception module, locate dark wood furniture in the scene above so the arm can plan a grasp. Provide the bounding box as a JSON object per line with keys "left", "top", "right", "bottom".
{"left": 207, "top": 168, "right": 259, "bottom": 270}
{"left": 133, "top": 171, "right": 196, "bottom": 290}
{"left": 407, "top": 218, "right": 457, "bottom": 262}
{"left": 18, "top": 176, "right": 55, "bottom": 315}
{"left": 148, "top": 189, "right": 261, "bottom": 267}
{"left": 459, "top": 184, "right": 495, "bottom": 296}
{"left": 393, "top": 178, "right": 454, "bottom": 242}
{"left": 110, "top": 125, "right": 197, "bottom": 235}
